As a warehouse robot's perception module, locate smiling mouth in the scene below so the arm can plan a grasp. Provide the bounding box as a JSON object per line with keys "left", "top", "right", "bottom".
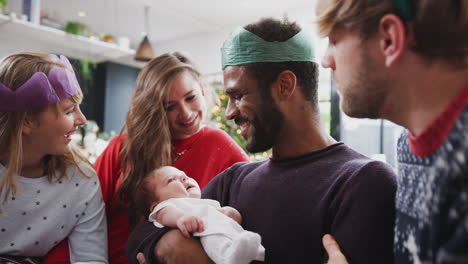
{"left": 64, "top": 130, "right": 76, "bottom": 139}
{"left": 233, "top": 116, "right": 251, "bottom": 139}
{"left": 234, "top": 115, "right": 251, "bottom": 126}
{"left": 179, "top": 116, "right": 197, "bottom": 127}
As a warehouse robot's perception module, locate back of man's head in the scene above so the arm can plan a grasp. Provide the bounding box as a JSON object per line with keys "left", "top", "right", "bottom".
{"left": 316, "top": 0, "right": 468, "bottom": 64}
{"left": 239, "top": 18, "right": 319, "bottom": 105}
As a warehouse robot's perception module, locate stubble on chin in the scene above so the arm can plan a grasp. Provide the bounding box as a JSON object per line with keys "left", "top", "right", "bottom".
{"left": 341, "top": 86, "right": 387, "bottom": 119}
{"left": 340, "top": 62, "right": 388, "bottom": 119}
{"left": 245, "top": 112, "right": 283, "bottom": 153}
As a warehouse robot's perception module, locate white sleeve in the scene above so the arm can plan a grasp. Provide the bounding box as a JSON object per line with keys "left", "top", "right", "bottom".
{"left": 148, "top": 199, "right": 178, "bottom": 228}
{"left": 68, "top": 166, "right": 108, "bottom": 264}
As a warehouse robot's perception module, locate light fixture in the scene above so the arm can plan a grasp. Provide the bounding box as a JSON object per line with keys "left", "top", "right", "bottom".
{"left": 135, "top": 5, "right": 155, "bottom": 62}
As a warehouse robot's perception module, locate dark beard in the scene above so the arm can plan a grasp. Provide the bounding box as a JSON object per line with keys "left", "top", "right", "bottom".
{"left": 246, "top": 98, "right": 284, "bottom": 153}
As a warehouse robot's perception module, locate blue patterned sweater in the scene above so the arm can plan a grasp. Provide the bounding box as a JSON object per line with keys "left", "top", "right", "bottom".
{"left": 395, "top": 101, "right": 468, "bottom": 264}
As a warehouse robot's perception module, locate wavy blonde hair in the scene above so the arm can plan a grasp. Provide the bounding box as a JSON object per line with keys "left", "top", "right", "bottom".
{"left": 0, "top": 52, "right": 90, "bottom": 207}
{"left": 117, "top": 52, "right": 202, "bottom": 227}
{"left": 316, "top": 0, "right": 468, "bottom": 63}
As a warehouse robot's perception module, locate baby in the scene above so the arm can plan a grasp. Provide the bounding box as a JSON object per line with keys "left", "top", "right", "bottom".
{"left": 143, "top": 166, "right": 265, "bottom": 264}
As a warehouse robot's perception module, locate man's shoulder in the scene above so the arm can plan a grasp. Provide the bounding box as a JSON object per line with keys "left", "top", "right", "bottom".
{"left": 326, "top": 144, "right": 397, "bottom": 187}
{"left": 219, "top": 159, "right": 266, "bottom": 176}
{"left": 329, "top": 143, "right": 395, "bottom": 172}
{"left": 316, "top": 142, "right": 370, "bottom": 162}
{"left": 209, "top": 159, "right": 268, "bottom": 187}
{"left": 233, "top": 159, "right": 268, "bottom": 171}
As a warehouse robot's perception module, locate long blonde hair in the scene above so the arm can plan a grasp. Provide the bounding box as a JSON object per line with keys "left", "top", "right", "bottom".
{"left": 0, "top": 52, "right": 90, "bottom": 205}
{"left": 118, "top": 52, "right": 202, "bottom": 227}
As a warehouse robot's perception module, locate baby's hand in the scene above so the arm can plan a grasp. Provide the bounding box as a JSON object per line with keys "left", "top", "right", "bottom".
{"left": 218, "top": 206, "right": 242, "bottom": 224}
{"left": 176, "top": 215, "right": 205, "bottom": 238}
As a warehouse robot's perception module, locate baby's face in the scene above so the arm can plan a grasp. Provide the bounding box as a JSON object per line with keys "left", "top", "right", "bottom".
{"left": 152, "top": 166, "right": 201, "bottom": 202}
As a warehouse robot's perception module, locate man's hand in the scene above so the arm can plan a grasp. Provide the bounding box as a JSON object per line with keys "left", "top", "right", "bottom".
{"left": 323, "top": 234, "right": 348, "bottom": 264}
{"left": 155, "top": 229, "right": 213, "bottom": 264}
{"left": 176, "top": 215, "right": 205, "bottom": 237}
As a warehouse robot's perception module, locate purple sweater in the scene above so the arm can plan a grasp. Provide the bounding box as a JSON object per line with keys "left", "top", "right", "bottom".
{"left": 126, "top": 143, "right": 396, "bottom": 263}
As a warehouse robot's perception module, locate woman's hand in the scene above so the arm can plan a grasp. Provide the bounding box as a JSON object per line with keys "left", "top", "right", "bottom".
{"left": 176, "top": 215, "right": 205, "bottom": 237}
{"left": 323, "top": 234, "right": 348, "bottom": 264}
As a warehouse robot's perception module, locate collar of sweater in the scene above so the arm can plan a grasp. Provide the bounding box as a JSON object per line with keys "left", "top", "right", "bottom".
{"left": 408, "top": 84, "right": 468, "bottom": 157}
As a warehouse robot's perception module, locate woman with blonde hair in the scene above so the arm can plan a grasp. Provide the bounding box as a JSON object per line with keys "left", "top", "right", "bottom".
{"left": 45, "top": 52, "right": 249, "bottom": 264}
{"left": 0, "top": 53, "right": 107, "bottom": 264}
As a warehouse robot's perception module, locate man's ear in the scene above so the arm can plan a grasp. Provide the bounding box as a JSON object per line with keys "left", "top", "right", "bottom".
{"left": 22, "top": 115, "right": 39, "bottom": 135}
{"left": 378, "top": 14, "right": 407, "bottom": 67}
{"left": 272, "top": 70, "right": 297, "bottom": 101}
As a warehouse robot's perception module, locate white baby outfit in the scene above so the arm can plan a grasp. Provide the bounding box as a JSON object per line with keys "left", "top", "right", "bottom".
{"left": 149, "top": 198, "right": 265, "bottom": 264}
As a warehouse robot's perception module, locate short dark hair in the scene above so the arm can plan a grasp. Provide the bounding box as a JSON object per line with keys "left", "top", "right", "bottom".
{"left": 129, "top": 171, "right": 159, "bottom": 227}
{"left": 242, "top": 18, "right": 319, "bottom": 104}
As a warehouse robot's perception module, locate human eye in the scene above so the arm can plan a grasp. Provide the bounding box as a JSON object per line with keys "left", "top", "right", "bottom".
{"left": 186, "top": 95, "right": 196, "bottom": 101}
{"left": 65, "top": 105, "right": 76, "bottom": 115}
{"left": 165, "top": 104, "right": 175, "bottom": 112}
{"left": 167, "top": 177, "right": 175, "bottom": 184}
{"left": 226, "top": 88, "right": 243, "bottom": 101}
{"left": 233, "top": 93, "right": 243, "bottom": 100}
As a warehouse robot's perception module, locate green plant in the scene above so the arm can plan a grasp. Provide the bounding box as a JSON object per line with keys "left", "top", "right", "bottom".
{"left": 102, "top": 33, "right": 114, "bottom": 39}
{"left": 64, "top": 21, "right": 89, "bottom": 36}
{"left": 0, "top": 0, "right": 7, "bottom": 9}
{"left": 101, "top": 34, "right": 115, "bottom": 43}
{"left": 63, "top": 22, "right": 95, "bottom": 95}
{"left": 78, "top": 59, "right": 96, "bottom": 95}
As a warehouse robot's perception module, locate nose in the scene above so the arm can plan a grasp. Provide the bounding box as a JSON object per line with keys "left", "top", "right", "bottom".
{"left": 321, "top": 46, "right": 335, "bottom": 70}
{"left": 178, "top": 103, "right": 191, "bottom": 121}
{"left": 75, "top": 106, "right": 87, "bottom": 126}
{"left": 181, "top": 176, "right": 191, "bottom": 187}
{"left": 225, "top": 98, "right": 238, "bottom": 121}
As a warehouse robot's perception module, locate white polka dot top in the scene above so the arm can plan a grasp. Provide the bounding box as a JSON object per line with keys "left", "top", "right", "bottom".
{"left": 0, "top": 161, "right": 108, "bottom": 263}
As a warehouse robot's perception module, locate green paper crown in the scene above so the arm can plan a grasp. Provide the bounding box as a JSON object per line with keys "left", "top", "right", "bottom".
{"left": 394, "top": 0, "right": 414, "bottom": 21}
{"left": 221, "top": 27, "right": 315, "bottom": 70}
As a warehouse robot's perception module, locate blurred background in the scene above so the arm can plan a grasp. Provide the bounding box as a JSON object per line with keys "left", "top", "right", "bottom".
{"left": 0, "top": 0, "right": 403, "bottom": 166}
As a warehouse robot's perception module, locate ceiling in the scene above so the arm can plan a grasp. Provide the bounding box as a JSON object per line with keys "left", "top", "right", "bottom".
{"left": 8, "top": 0, "right": 318, "bottom": 49}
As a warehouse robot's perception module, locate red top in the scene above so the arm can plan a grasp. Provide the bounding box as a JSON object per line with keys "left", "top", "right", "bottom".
{"left": 171, "top": 126, "right": 250, "bottom": 188}
{"left": 408, "top": 84, "right": 468, "bottom": 157}
{"left": 43, "top": 126, "right": 249, "bottom": 264}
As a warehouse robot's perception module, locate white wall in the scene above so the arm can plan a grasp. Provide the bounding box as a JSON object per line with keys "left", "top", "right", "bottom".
{"left": 340, "top": 116, "right": 404, "bottom": 167}
{"left": 152, "top": 22, "right": 320, "bottom": 75}
{"left": 153, "top": 30, "right": 231, "bottom": 75}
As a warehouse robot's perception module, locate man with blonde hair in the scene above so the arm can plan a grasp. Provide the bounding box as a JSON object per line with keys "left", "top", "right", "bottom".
{"left": 315, "top": 0, "right": 468, "bottom": 263}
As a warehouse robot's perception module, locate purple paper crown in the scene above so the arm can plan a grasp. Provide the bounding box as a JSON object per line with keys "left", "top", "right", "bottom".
{"left": 0, "top": 55, "right": 81, "bottom": 111}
